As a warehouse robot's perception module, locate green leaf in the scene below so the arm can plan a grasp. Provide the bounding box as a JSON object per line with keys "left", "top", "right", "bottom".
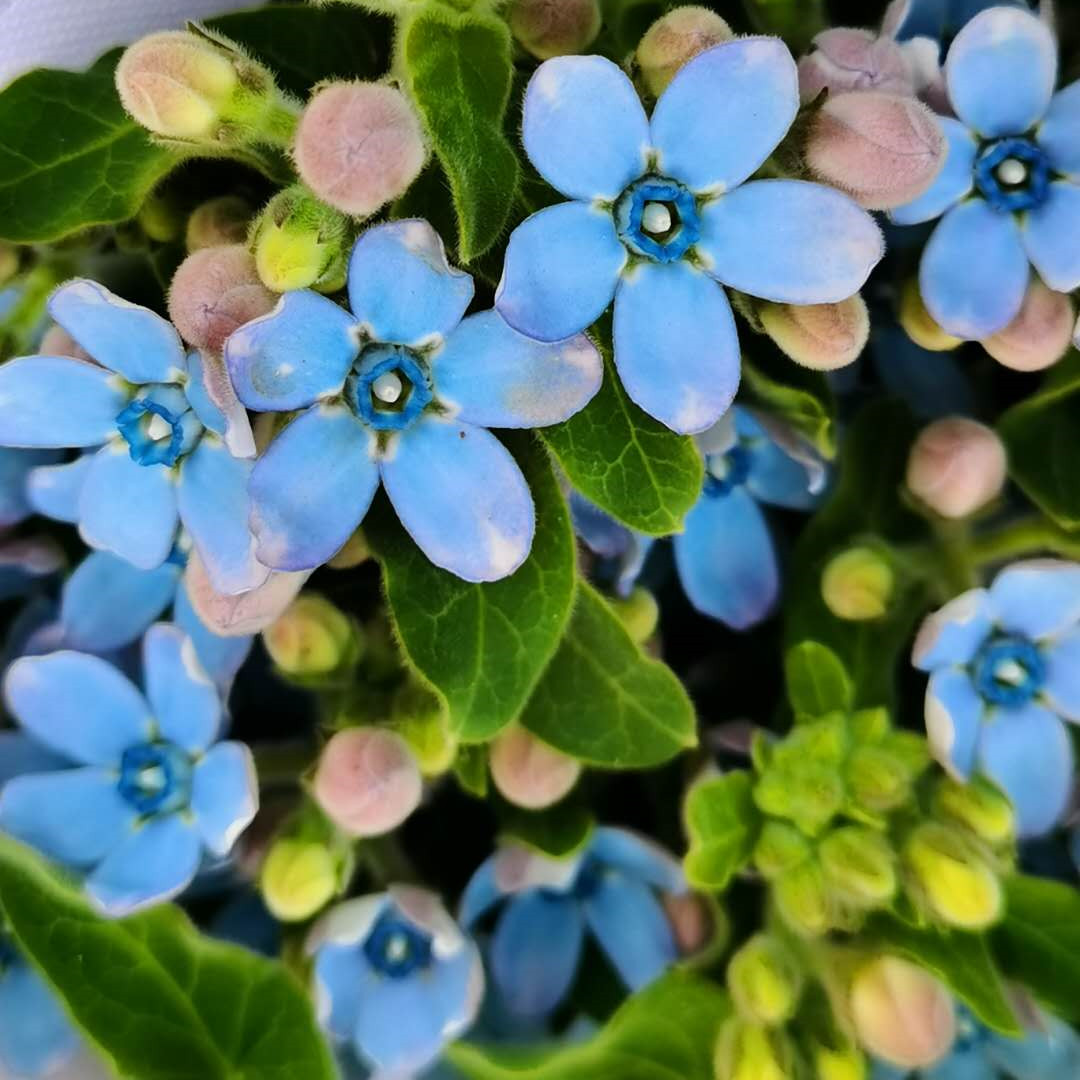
{"left": 453, "top": 743, "right": 490, "bottom": 797}
{"left": 540, "top": 355, "right": 704, "bottom": 536}
{"left": 0, "top": 835, "right": 336, "bottom": 1080}
{"left": 993, "top": 874, "right": 1080, "bottom": 1023}
{"left": 742, "top": 350, "right": 836, "bottom": 459}
{"left": 520, "top": 581, "right": 697, "bottom": 767}
{"left": 784, "top": 641, "right": 853, "bottom": 720}
{"left": 865, "top": 914, "right": 1020, "bottom": 1036}
{"left": 366, "top": 435, "right": 576, "bottom": 743}
{"left": 401, "top": 2, "right": 520, "bottom": 262}
{"left": 0, "top": 52, "right": 182, "bottom": 243}
{"left": 449, "top": 971, "right": 731, "bottom": 1080}
{"left": 498, "top": 800, "right": 595, "bottom": 858}
{"left": 998, "top": 352, "right": 1080, "bottom": 530}
{"left": 683, "top": 772, "right": 759, "bottom": 891}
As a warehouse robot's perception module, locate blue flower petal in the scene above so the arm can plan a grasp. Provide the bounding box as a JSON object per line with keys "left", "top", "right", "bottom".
{"left": 185, "top": 350, "right": 255, "bottom": 457}
{"left": 27, "top": 454, "right": 93, "bottom": 523}
{"left": 348, "top": 220, "right": 474, "bottom": 346}
{"left": 582, "top": 876, "right": 676, "bottom": 990}
{"left": 435, "top": 311, "right": 602, "bottom": 429}
{"left": 741, "top": 417, "right": 819, "bottom": 510}
{"left": 0, "top": 731, "right": 69, "bottom": 786}
{"left": 78, "top": 444, "right": 179, "bottom": 569}
{"left": 1038, "top": 80, "right": 1080, "bottom": 177}
{"left": 522, "top": 56, "right": 649, "bottom": 201}
{"left": 190, "top": 741, "right": 257, "bottom": 856}
{"left": 651, "top": 38, "right": 798, "bottom": 194}
{"left": 178, "top": 436, "right": 265, "bottom": 595}
{"left": 313, "top": 943, "right": 368, "bottom": 1042}
{"left": 925, "top": 1048, "right": 996, "bottom": 1080}
{"left": 945, "top": 7, "right": 1056, "bottom": 138}
{"left": 491, "top": 892, "right": 584, "bottom": 1016}
{"left": 0, "top": 964, "right": 81, "bottom": 1078}
{"left": 590, "top": 827, "right": 684, "bottom": 892}
{"left": 1042, "top": 629, "right": 1080, "bottom": 722}
{"left": 989, "top": 560, "right": 1080, "bottom": 640}
{"left": 0, "top": 356, "right": 126, "bottom": 447}
{"left": 977, "top": 704, "right": 1072, "bottom": 836}
{"left": 459, "top": 856, "right": 502, "bottom": 927}
{"left": 250, "top": 404, "right": 378, "bottom": 572}
{"left": 0, "top": 767, "right": 135, "bottom": 866}
{"left": 699, "top": 180, "right": 883, "bottom": 304}
{"left": 612, "top": 260, "right": 738, "bottom": 434}
{"left": 85, "top": 813, "right": 203, "bottom": 915}
{"left": 4, "top": 651, "right": 151, "bottom": 763}
{"left": 924, "top": 668, "right": 983, "bottom": 778}
{"left": 985, "top": 1016, "right": 1080, "bottom": 1079}
{"left": 61, "top": 550, "right": 178, "bottom": 652}
{"left": 673, "top": 486, "right": 778, "bottom": 629}
{"left": 143, "top": 623, "right": 221, "bottom": 753}
{"left": 48, "top": 279, "right": 186, "bottom": 384}
{"left": 890, "top": 118, "right": 977, "bottom": 226}
{"left": 912, "top": 589, "right": 993, "bottom": 669}
{"left": 173, "top": 583, "right": 252, "bottom": 690}
{"left": 919, "top": 199, "right": 1029, "bottom": 339}
{"left": 381, "top": 416, "right": 534, "bottom": 583}
{"left": 496, "top": 201, "right": 626, "bottom": 342}
{"left": 0, "top": 448, "right": 56, "bottom": 526}
{"left": 1022, "top": 181, "right": 1080, "bottom": 293}
{"left": 226, "top": 290, "right": 358, "bottom": 412}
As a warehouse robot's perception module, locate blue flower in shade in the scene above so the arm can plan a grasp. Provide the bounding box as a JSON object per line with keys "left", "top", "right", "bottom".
{"left": 494, "top": 43, "right": 884, "bottom": 434}
{"left": 225, "top": 219, "right": 603, "bottom": 583}
{"left": 890, "top": 7, "right": 1080, "bottom": 339}
{"left": 307, "top": 886, "right": 484, "bottom": 1077}
{"left": 0, "top": 625, "right": 258, "bottom": 915}
{"left": 912, "top": 560, "right": 1080, "bottom": 836}
{"left": 888, "top": 0, "right": 1031, "bottom": 44}
{"left": 459, "top": 827, "right": 685, "bottom": 1018}
{"left": 0, "top": 447, "right": 58, "bottom": 529}
{"left": 574, "top": 408, "right": 825, "bottom": 629}
{"left": 0, "top": 280, "right": 264, "bottom": 594}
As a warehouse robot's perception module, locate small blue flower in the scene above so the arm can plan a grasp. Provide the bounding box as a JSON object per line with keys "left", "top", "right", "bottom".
{"left": 495, "top": 43, "right": 884, "bottom": 434}
{"left": 0, "top": 281, "right": 264, "bottom": 594}
{"left": 308, "top": 886, "right": 484, "bottom": 1077}
{"left": 888, "top": 0, "right": 1031, "bottom": 45}
{"left": 913, "top": 560, "right": 1080, "bottom": 836}
{"left": 460, "top": 827, "right": 685, "bottom": 1017}
{"left": 0, "top": 624, "right": 258, "bottom": 915}
{"left": 225, "top": 219, "right": 603, "bottom": 583}
{"left": 890, "top": 7, "right": 1080, "bottom": 339}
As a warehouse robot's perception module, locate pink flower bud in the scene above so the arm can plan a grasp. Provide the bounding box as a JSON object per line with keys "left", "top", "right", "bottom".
{"left": 489, "top": 725, "right": 581, "bottom": 809}
{"left": 805, "top": 91, "right": 945, "bottom": 211}
{"left": 508, "top": 0, "right": 601, "bottom": 60}
{"left": 168, "top": 244, "right": 276, "bottom": 353}
{"left": 38, "top": 325, "right": 92, "bottom": 362}
{"left": 636, "top": 7, "right": 733, "bottom": 97}
{"left": 313, "top": 727, "right": 422, "bottom": 837}
{"left": 983, "top": 279, "right": 1074, "bottom": 372}
{"left": 850, "top": 956, "right": 955, "bottom": 1069}
{"left": 906, "top": 417, "right": 1007, "bottom": 519}
{"left": 798, "top": 28, "right": 914, "bottom": 102}
{"left": 662, "top": 892, "right": 715, "bottom": 955}
{"left": 293, "top": 83, "right": 426, "bottom": 218}
{"left": 759, "top": 295, "right": 869, "bottom": 371}
{"left": 186, "top": 195, "right": 253, "bottom": 252}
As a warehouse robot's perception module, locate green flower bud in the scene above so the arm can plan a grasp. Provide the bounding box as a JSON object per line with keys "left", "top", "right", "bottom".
{"left": 715, "top": 1018, "right": 792, "bottom": 1080}
{"left": 138, "top": 189, "right": 184, "bottom": 243}
{"left": 904, "top": 823, "right": 1003, "bottom": 930}
{"left": 822, "top": 547, "right": 894, "bottom": 621}
{"left": 326, "top": 529, "right": 372, "bottom": 570}
{"left": 252, "top": 185, "right": 350, "bottom": 293}
{"left": 819, "top": 826, "right": 896, "bottom": 908}
{"left": 260, "top": 838, "right": 338, "bottom": 922}
{"left": 846, "top": 746, "right": 913, "bottom": 814}
{"left": 728, "top": 935, "right": 802, "bottom": 1026}
{"left": 756, "top": 761, "right": 845, "bottom": 836}
{"left": 392, "top": 681, "right": 458, "bottom": 777}
{"left": 262, "top": 594, "right": 360, "bottom": 678}
{"left": 608, "top": 586, "right": 659, "bottom": 644}
{"left": 934, "top": 776, "right": 1015, "bottom": 846}
{"left": 754, "top": 821, "right": 811, "bottom": 878}
{"left": 775, "top": 860, "right": 831, "bottom": 937}
{"left": 813, "top": 1043, "right": 867, "bottom": 1080}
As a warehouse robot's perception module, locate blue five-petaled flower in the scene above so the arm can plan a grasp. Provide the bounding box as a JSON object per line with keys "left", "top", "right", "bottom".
{"left": 225, "top": 219, "right": 603, "bottom": 583}
{"left": 0, "top": 624, "right": 258, "bottom": 915}
{"left": 308, "top": 886, "right": 484, "bottom": 1078}
{"left": 891, "top": 7, "right": 1080, "bottom": 339}
{"left": 495, "top": 40, "right": 884, "bottom": 434}
{"left": 913, "top": 560, "right": 1080, "bottom": 837}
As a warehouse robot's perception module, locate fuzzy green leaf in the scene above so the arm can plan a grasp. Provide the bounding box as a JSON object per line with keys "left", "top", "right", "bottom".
{"left": 784, "top": 641, "right": 853, "bottom": 720}
{"left": 683, "top": 772, "right": 759, "bottom": 891}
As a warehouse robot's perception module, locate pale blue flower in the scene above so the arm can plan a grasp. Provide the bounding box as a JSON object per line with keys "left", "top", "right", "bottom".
{"left": 495, "top": 43, "right": 884, "bottom": 434}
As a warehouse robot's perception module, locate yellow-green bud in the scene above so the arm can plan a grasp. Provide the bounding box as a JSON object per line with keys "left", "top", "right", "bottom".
{"left": 754, "top": 821, "right": 811, "bottom": 878}
{"left": 608, "top": 586, "right": 659, "bottom": 644}
{"left": 637, "top": 7, "right": 733, "bottom": 97}
{"left": 252, "top": 186, "right": 350, "bottom": 293}
{"left": 0, "top": 243, "right": 19, "bottom": 288}
{"left": 392, "top": 681, "right": 458, "bottom": 776}
{"left": 262, "top": 594, "right": 359, "bottom": 677}
{"left": 756, "top": 760, "right": 845, "bottom": 836}
{"left": 904, "top": 823, "right": 1003, "bottom": 930}
{"left": 775, "top": 860, "right": 831, "bottom": 936}
{"left": 935, "top": 776, "right": 1014, "bottom": 846}
{"left": 846, "top": 746, "right": 913, "bottom": 814}
{"left": 260, "top": 838, "right": 337, "bottom": 922}
{"left": 814, "top": 1043, "right": 867, "bottom": 1080}
{"left": 715, "top": 1018, "right": 791, "bottom": 1080}
{"left": 138, "top": 189, "right": 184, "bottom": 243}
{"left": 822, "top": 546, "right": 894, "bottom": 621}
{"left": 327, "top": 528, "right": 371, "bottom": 570}
{"left": 728, "top": 935, "right": 802, "bottom": 1025}
{"left": 819, "top": 826, "right": 897, "bottom": 908}
{"left": 899, "top": 278, "right": 963, "bottom": 351}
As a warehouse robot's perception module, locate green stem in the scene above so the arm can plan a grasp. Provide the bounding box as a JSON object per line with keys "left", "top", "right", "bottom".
{"left": 930, "top": 517, "right": 979, "bottom": 595}
{"left": 969, "top": 516, "right": 1080, "bottom": 566}
{"left": 252, "top": 740, "right": 317, "bottom": 789}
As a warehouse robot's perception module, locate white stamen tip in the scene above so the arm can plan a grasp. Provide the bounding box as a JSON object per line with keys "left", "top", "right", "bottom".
{"left": 372, "top": 371, "right": 403, "bottom": 404}
{"left": 147, "top": 414, "right": 173, "bottom": 441}
{"left": 996, "top": 659, "right": 1025, "bottom": 686}
{"left": 642, "top": 202, "right": 672, "bottom": 235}
{"left": 997, "top": 158, "right": 1027, "bottom": 186}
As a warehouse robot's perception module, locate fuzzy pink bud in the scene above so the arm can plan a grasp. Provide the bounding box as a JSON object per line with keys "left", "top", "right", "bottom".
{"left": 906, "top": 417, "right": 1007, "bottom": 519}
{"left": 636, "top": 7, "right": 733, "bottom": 97}
{"left": 798, "top": 28, "right": 914, "bottom": 101}
{"left": 489, "top": 726, "right": 581, "bottom": 809}
{"left": 509, "top": 0, "right": 602, "bottom": 60}
{"left": 294, "top": 83, "right": 426, "bottom": 218}
{"left": 186, "top": 195, "right": 253, "bottom": 252}
{"left": 759, "top": 295, "right": 869, "bottom": 371}
{"left": 313, "top": 727, "right": 422, "bottom": 837}
{"left": 983, "top": 279, "right": 1075, "bottom": 372}
{"left": 168, "top": 244, "right": 276, "bottom": 353}
{"left": 805, "top": 91, "right": 945, "bottom": 211}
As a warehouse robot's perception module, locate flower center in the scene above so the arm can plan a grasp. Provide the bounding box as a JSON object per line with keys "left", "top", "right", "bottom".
{"left": 363, "top": 915, "right": 433, "bottom": 978}
{"left": 972, "top": 635, "right": 1045, "bottom": 706}
{"left": 117, "top": 741, "right": 193, "bottom": 815}
{"left": 614, "top": 176, "right": 700, "bottom": 263}
{"left": 974, "top": 138, "right": 1050, "bottom": 213}
{"left": 115, "top": 384, "right": 201, "bottom": 467}
{"left": 703, "top": 445, "right": 752, "bottom": 497}
{"left": 345, "top": 344, "right": 433, "bottom": 432}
